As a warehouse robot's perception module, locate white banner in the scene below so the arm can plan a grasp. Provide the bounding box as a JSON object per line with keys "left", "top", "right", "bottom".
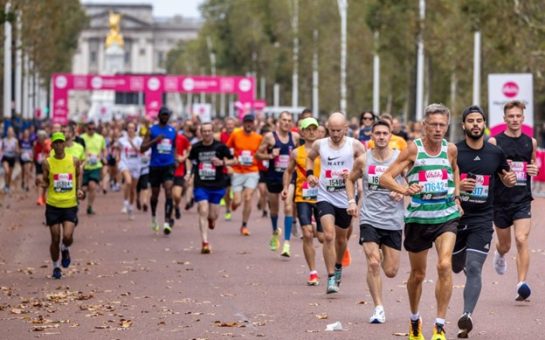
{"left": 192, "top": 103, "right": 212, "bottom": 123}
{"left": 488, "top": 73, "right": 533, "bottom": 136}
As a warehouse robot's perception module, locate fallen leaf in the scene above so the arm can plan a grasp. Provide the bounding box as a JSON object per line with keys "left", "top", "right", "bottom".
{"left": 120, "top": 319, "right": 133, "bottom": 328}
{"left": 214, "top": 320, "right": 241, "bottom": 327}
{"left": 357, "top": 300, "right": 367, "bottom": 305}
{"left": 393, "top": 332, "right": 409, "bottom": 336}
{"left": 315, "top": 313, "right": 328, "bottom": 320}
{"left": 10, "top": 308, "right": 23, "bottom": 314}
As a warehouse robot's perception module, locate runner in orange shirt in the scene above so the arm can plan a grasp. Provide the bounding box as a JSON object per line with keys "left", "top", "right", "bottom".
{"left": 226, "top": 114, "right": 263, "bottom": 235}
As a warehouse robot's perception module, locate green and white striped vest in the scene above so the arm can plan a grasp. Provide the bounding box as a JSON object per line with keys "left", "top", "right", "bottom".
{"left": 405, "top": 138, "right": 460, "bottom": 224}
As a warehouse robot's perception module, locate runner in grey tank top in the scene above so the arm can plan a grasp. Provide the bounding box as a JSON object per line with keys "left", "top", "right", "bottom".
{"left": 347, "top": 120, "right": 405, "bottom": 324}
{"left": 306, "top": 112, "right": 366, "bottom": 295}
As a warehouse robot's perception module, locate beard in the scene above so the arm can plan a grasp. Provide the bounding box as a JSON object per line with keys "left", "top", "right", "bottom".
{"left": 465, "top": 127, "right": 484, "bottom": 140}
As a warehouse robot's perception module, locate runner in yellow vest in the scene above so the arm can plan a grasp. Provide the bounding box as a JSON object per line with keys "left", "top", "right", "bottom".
{"left": 42, "top": 132, "right": 85, "bottom": 280}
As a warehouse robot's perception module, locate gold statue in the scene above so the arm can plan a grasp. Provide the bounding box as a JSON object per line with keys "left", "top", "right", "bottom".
{"left": 105, "top": 11, "right": 124, "bottom": 48}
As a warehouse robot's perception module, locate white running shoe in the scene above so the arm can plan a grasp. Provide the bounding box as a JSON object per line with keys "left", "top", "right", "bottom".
{"left": 369, "top": 306, "right": 386, "bottom": 324}
{"left": 493, "top": 250, "right": 507, "bottom": 275}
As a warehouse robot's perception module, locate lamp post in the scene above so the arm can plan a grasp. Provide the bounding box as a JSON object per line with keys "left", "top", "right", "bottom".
{"left": 415, "top": 0, "right": 425, "bottom": 120}
{"left": 337, "top": 0, "right": 347, "bottom": 113}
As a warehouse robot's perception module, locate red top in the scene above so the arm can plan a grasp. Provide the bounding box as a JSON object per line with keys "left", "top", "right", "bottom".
{"left": 220, "top": 130, "right": 231, "bottom": 144}
{"left": 33, "top": 140, "right": 51, "bottom": 163}
{"left": 174, "top": 133, "right": 191, "bottom": 177}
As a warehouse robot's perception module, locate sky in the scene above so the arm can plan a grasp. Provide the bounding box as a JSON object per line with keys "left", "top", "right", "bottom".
{"left": 83, "top": 0, "right": 204, "bottom": 18}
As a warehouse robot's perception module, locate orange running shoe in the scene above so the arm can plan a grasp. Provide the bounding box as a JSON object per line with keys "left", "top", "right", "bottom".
{"left": 36, "top": 195, "right": 45, "bottom": 206}
{"left": 240, "top": 226, "right": 250, "bottom": 236}
{"left": 342, "top": 247, "right": 351, "bottom": 267}
{"left": 208, "top": 218, "right": 215, "bottom": 230}
{"left": 201, "top": 242, "right": 211, "bottom": 254}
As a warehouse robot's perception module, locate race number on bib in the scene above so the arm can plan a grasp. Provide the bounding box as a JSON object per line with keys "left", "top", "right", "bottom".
{"left": 53, "top": 173, "right": 73, "bottom": 193}
{"left": 198, "top": 162, "right": 216, "bottom": 180}
{"left": 367, "top": 165, "right": 388, "bottom": 191}
{"left": 460, "top": 173, "right": 490, "bottom": 203}
{"left": 301, "top": 181, "right": 318, "bottom": 200}
{"left": 157, "top": 139, "right": 172, "bottom": 154}
{"left": 21, "top": 152, "right": 32, "bottom": 162}
{"left": 239, "top": 150, "right": 254, "bottom": 166}
{"left": 325, "top": 169, "right": 348, "bottom": 192}
{"left": 274, "top": 155, "right": 290, "bottom": 172}
{"left": 418, "top": 169, "right": 448, "bottom": 200}
{"left": 88, "top": 154, "right": 98, "bottom": 166}
{"left": 509, "top": 161, "right": 527, "bottom": 186}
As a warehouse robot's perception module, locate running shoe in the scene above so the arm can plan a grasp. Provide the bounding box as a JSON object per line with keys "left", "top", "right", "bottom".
{"left": 143, "top": 204, "right": 148, "bottom": 212}
{"left": 493, "top": 250, "right": 506, "bottom": 275}
{"left": 270, "top": 231, "right": 280, "bottom": 251}
{"left": 36, "top": 196, "right": 45, "bottom": 206}
{"left": 281, "top": 242, "right": 291, "bottom": 257}
{"left": 342, "top": 248, "right": 351, "bottom": 267}
{"left": 262, "top": 210, "right": 268, "bottom": 218}
{"left": 128, "top": 207, "right": 135, "bottom": 220}
{"left": 52, "top": 267, "right": 62, "bottom": 280}
{"left": 163, "top": 222, "right": 172, "bottom": 235}
{"left": 208, "top": 218, "right": 215, "bottom": 230}
{"left": 409, "top": 318, "right": 425, "bottom": 340}
{"left": 136, "top": 200, "right": 141, "bottom": 210}
{"left": 121, "top": 204, "right": 128, "bottom": 214}
{"left": 220, "top": 198, "right": 225, "bottom": 206}
{"left": 185, "top": 198, "right": 194, "bottom": 210}
{"left": 151, "top": 219, "right": 160, "bottom": 232}
{"left": 61, "top": 249, "right": 71, "bottom": 268}
{"left": 86, "top": 206, "right": 95, "bottom": 215}
{"left": 307, "top": 272, "right": 319, "bottom": 286}
{"left": 175, "top": 207, "right": 181, "bottom": 219}
{"left": 201, "top": 242, "right": 211, "bottom": 254}
{"left": 224, "top": 211, "right": 232, "bottom": 221}
{"left": 240, "top": 226, "right": 250, "bottom": 236}
{"left": 291, "top": 221, "right": 300, "bottom": 238}
{"left": 516, "top": 282, "right": 531, "bottom": 301}
{"left": 432, "top": 323, "right": 447, "bottom": 340}
{"left": 326, "top": 275, "right": 339, "bottom": 294}
{"left": 334, "top": 266, "right": 342, "bottom": 286}
{"left": 369, "top": 306, "right": 386, "bottom": 324}
{"left": 457, "top": 313, "right": 473, "bottom": 338}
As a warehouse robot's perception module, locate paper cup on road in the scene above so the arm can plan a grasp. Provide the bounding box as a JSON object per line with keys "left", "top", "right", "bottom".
{"left": 325, "top": 321, "right": 343, "bottom": 331}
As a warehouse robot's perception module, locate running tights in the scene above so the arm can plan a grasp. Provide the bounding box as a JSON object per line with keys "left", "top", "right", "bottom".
{"left": 463, "top": 250, "right": 487, "bottom": 314}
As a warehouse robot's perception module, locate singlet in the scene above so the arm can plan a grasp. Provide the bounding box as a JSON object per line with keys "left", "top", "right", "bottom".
{"left": 360, "top": 149, "right": 404, "bottom": 230}
{"left": 81, "top": 133, "right": 106, "bottom": 170}
{"left": 493, "top": 132, "right": 533, "bottom": 205}
{"left": 405, "top": 138, "right": 460, "bottom": 224}
{"left": 226, "top": 129, "right": 263, "bottom": 174}
{"left": 2, "top": 137, "right": 17, "bottom": 158}
{"left": 149, "top": 124, "right": 177, "bottom": 167}
{"left": 118, "top": 136, "right": 142, "bottom": 167}
{"left": 294, "top": 146, "right": 321, "bottom": 203}
{"left": 266, "top": 131, "right": 295, "bottom": 182}
{"left": 317, "top": 137, "right": 356, "bottom": 209}
{"left": 19, "top": 138, "right": 33, "bottom": 162}
{"left": 46, "top": 154, "right": 77, "bottom": 208}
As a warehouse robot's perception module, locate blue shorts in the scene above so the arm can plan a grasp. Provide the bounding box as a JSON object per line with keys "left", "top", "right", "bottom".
{"left": 194, "top": 187, "right": 225, "bottom": 205}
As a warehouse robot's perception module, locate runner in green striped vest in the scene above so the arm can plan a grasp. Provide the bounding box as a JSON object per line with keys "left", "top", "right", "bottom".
{"left": 379, "top": 104, "right": 462, "bottom": 340}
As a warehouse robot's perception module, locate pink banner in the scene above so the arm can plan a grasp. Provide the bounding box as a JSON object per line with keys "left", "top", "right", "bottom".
{"left": 51, "top": 74, "right": 256, "bottom": 123}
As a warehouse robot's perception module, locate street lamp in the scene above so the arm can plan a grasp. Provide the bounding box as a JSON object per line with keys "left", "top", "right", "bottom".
{"left": 337, "top": 0, "right": 347, "bottom": 114}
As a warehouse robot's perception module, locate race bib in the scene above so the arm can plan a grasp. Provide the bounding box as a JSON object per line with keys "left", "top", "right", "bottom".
{"left": 301, "top": 181, "right": 318, "bottom": 200}
{"left": 367, "top": 165, "right": 388, "bottom": 191}
{"left": 198, "top": 162, "right": 216, "bottom": 180}
{"left": 157, "top": 139, "right": 172, "bottom": 154}
{"left": 239, "top": 150, "right": 254, "bottom": 166}
{"left": 88, "top": 154, "right": 98, "bottom": 166}
{"left": 509, "top": 160, "right": 527, "bottom": 186}
{"left": 125, "top": 147, "right": 138, "bottom": 159}
{"left": 53, "top": 173, "right": 73, "bottom": 193}
{"left": 418, "top": 169, "right": 448, "bottom": 201}
{"left": 274, "top": 154, "right": 290, "bottom": 172}
{"left": 324, "top": 169, "right": 348, "bottom": 192}
{"left": 37, "top": 153, "right": 46, "bottom": 163}
{"left": 21, "top": 151, "right": 32, "bottom": 162}
{"left": 460, "top": 173, "right": 490, "bottom": 204}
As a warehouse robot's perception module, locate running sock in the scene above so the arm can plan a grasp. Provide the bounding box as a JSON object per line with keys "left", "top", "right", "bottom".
{"left": 310, "top": 270, "right": 318, "bottom": 275}
{"left": 410, "top": 313, "right": 420, "bottom": 321}
{"left": 283, "top": 216, "right": 293, "bottom": 241}
{"left": 242, "top": 222, "right": 247, "bottom": 227}
{"left": 52, "top": 260, "right": 60, "bottom": 268}
{"left": 150, "top": 196, "right": 158, "bottom": 217}
{"left": 270, "top": 215, "right": 278, "bottom": 232}
{"left": 435, "top": 318, "right": 445, "bottom": 326}
{"left": 463, "top": 250, "right": 487, "bottom": 314}
{"left": 60, "top": 244, "right": 69, "bottom": 251}
{"left": 335, "top": 263, "right": 342, "bottom": 270}
{"left": 123, "top": 199, "right": 129, "bottom": 207}
{"left": 165, "top": 197, "right": 173, "bottom": 220}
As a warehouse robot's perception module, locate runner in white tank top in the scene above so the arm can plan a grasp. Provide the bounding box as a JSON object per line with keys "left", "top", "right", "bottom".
{"left": 306, "top": 112, "right": 366, "bottom": 294}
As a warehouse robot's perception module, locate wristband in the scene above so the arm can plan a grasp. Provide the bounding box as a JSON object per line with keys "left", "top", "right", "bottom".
{"left": 348, "top": 199, "right": 356, "bottom": 204}
{"left": 454, "top": 195, "right": 461, "bottom": 201}
{"left": 306, "top": 169, "right": 314, "bottom": 177}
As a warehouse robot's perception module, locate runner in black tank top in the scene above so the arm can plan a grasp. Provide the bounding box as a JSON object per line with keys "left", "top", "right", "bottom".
{"left": 489, "top": 100, "right": 538, "bottom": 302}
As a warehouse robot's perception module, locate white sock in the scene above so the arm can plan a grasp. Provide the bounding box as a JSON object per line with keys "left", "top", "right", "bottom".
{"left": 375, "top": 305, "right": 384, "bottom": 311}
{"left": 435, "top": 317, "right": 445, "bottom": 326}
{"left": 310, "top": 270, "right": 317, "bottom": 275}
{"left": 410, "top": 313, "right": 420, "bottom": 321}
{"left": 60, "top": 244, "right": 69, "bottom": 251}
{"left": 123, "top": 200, "right": 129, "bottom": 207}
{"left": 53, "top": 260, "right": 60, "bottom": 268}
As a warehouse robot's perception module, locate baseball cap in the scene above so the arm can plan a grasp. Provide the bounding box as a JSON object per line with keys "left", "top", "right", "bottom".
{"left": 51, "top": 132, "right": 66, "bottom": 143}
{"left": 243, "top": 114, "right": 255, "bottom": 122}
{"left": 299, "top": 117, "right": 319, "bottom": 129}
{"left": 159, "top": 106, "right": 172, "bottom": 115}
{"left": 462, "top": 105, "right": 486, "bottom": 122}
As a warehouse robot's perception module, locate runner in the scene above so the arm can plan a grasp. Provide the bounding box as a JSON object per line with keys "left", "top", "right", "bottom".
{"left": 33, "top": 130, "right": 51, "bottom": 206}
{"left": 54, "top": 125, "right": 86, "bottom": 167}
{"left": 346, "top": 120, "right": 405, "bottom": 324}
{"left": 117, "top": 122, "right": 143, "bottom": 220}
{"left": 453, "top": 106, "right": 516, "bottom": 338}
{"left": 136, "top": 148, "right": 151, "bottom": 213}
{"left": 306, "top": 112, "right": 366, "bottom": 294}
{"left": 379, "top": 103, "right": 462, "bottom": 340}
{"left": 173, "top": 124, "right": 191, "bottom": 220}
{"left": 41, "top": 132, "right": 85, "bottom": 279}
{"left": 19, "top": 128, "right": 34, "bottom": 192}
{"left": 1, "top": 127, "right": 19, "bottom": 193}
{"left": 219, "top": 117, "right": 236, "bottom": 221}
{"left": 81, "top": 121, "right": 107, "bottom": 215}
{"left": 489, "top": 100, "right": 538, "bottom": 301}
{"left": 140, "top": 106, "right": 177, "bottom": 234}
{"left": 367, "top": 113, "right": 408, "bottom": 151}
{"left": 256, "top": 111, "right": 299, "bottom": 255}
{"left": 226, "top": 114, "right": 263, "bottom": 236}
{"left": 187, "top": 122, "right": 234, "bottom": 253}
{"left": 282, "top": 117, "right": 323, "bottom": 284}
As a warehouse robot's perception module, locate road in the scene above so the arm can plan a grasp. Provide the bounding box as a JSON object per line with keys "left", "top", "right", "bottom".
{"left": 0, "top": 188, "right": 544, "bottom": 339}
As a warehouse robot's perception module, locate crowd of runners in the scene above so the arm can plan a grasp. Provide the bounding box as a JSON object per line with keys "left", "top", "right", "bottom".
{"left": 0, "top": 99, "right": 538, "bottom": 340}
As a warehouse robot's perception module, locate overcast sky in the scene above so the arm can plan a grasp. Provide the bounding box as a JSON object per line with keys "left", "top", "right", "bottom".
{"left": 83, "top": 0, "right": 204, "bottom": 18}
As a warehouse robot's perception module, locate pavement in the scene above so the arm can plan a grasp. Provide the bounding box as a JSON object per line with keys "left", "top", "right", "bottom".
{"left": 0, "top": 186, "right": 544, "bottom": 339}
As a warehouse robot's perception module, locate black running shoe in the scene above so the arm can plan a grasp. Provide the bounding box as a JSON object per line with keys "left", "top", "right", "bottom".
{"left": 52, "top": 267, "right": 62, "bottom": 279}
{"left": 61, "top": 249, "right": 71, "bottom": 268}
{"left": 175, "top": 207, "right": 181, "bottom": 219}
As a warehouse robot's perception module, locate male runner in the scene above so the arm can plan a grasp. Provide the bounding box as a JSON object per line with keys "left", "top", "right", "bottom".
{"left": 219, "top": 117, "right": 236, "bottom": 220}
{"left": 81, "top": 121, "right": 106, "bottom": 215}
{"left": 453, "top": 105, "right": 516, "bottom": 338}
{"left": 226, "top": 114, "right": 263, "bottom": 236}
{"left": 42, "top": 132, "right": 85, "bottom": 279}
{"left": 173, "top": 125, "right": 191, "bottom": 219}
{"left": 306, "top": 112, "right": 366, "bottom": 294}
{"left": 187, "top": 122, "right": 234, "bottom": 253}
{"left": 380, "top": 103, "right": 462, "bottom": 340}
{"left": 489, "top": 100, "right": 538, "bottom": 301}
{"left": 257, "top": 111, "right": 299, "bottom": 254}
{"left": 33, "top": 130, "right": 51, "bottom": 206}
{"left": 346, "top": 120, "right": 404, "bottom": 324}
{"left": 140, "top": 106, "right": 177, "bottom": 234}
{"left": 282, "top": 117, "right": 323, "bottom": 284}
